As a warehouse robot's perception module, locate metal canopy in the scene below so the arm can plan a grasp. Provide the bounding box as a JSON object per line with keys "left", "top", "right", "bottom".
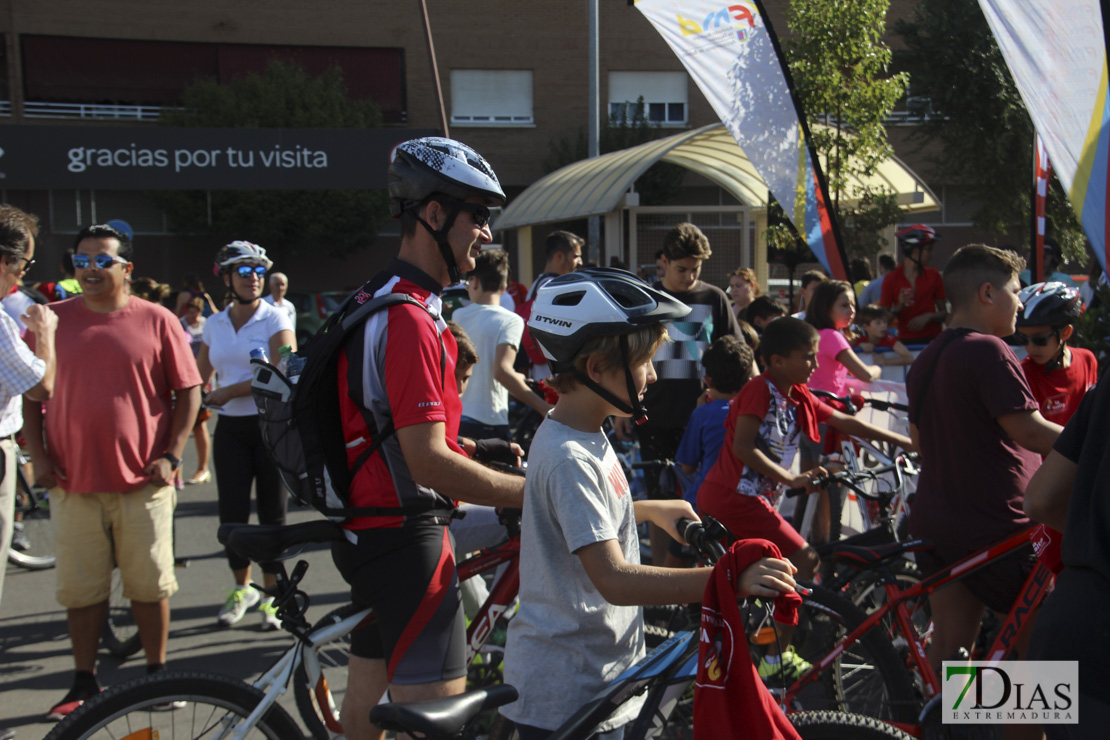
{"left": 494, "top": 123, "right": 938, "bottom": 231}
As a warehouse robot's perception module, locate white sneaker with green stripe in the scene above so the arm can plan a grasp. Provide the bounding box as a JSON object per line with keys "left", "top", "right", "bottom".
{"left": 217, "top": 586, "right": 260, "bottom": 627}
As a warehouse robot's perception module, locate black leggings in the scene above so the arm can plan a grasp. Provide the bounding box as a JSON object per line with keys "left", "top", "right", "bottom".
{"left": 213, "top": 414, "right": 287, "bottom": 571}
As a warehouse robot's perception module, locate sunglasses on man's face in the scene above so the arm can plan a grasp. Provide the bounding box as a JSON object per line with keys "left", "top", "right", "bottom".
{"left": 455, "top": 202, "right": 491, "bottom": 229}
{"left": 1013, "top": 330, "right": 1057, "bottom": 347}
{"left": 234, "top": 265, "right": 268, "bottom": 279}
{"left": 72, "top": 253, "right": 129, "bottom": 270}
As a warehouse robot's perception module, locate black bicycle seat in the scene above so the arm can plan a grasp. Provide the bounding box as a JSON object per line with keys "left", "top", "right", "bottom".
{"left": 369, "top": 684, "right": 519, "bottom": 736}
{"left": 217, "top": 520, "right": 346, "bottom": 563}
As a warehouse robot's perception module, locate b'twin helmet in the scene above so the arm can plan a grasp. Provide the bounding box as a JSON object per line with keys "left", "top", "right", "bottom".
{"left": 528, "top": 268, "right": 690, "bottom": 424}
{"left": 1017, "top": 281, "right": 1082, "bottom": 328}
{"left": 528, "top": 268, "right": 691, "bottom": 372}
{"left": 213, "top": 240, "right": 272, "bottom": 276}
{"left": 388, "top": 137, "right": 506, "bottom": 218}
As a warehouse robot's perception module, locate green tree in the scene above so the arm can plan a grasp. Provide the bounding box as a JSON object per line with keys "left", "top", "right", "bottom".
{"left": 895, "top": 0, "right": 1087, "bottom": 261}
{"left": 542, "top": 98, "right": 685, "bottom": 205}
{"left": 785, "top": 0, "right": 909, "bottom": 261}
{"left": 153, "top": 60, "right": 389, "bottom": 258}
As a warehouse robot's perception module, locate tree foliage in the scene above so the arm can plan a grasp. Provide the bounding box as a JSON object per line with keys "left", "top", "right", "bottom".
{"left": 152, "top": 60, "right": 390, "bottom": 258}
{"left": 895, "top": 0, "right": 1086, "bottom": 262}
{"left": 542, "top": 98, "right": 685, "bottom": 205}
{"left": 785, "top": 0, "right": 909, "bottom": 261}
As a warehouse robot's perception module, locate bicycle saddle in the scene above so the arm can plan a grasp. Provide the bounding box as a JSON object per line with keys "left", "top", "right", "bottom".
{"left": 369, "top": 684, "right": 519, "bottom": 736}
{"left": 217, "top": 520, "right": 346, "bottom": 563}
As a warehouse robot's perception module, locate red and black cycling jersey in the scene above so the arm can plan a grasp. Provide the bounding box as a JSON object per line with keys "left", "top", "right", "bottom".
{"left": 339, "top": 259, "right": 464, "bottom": 531}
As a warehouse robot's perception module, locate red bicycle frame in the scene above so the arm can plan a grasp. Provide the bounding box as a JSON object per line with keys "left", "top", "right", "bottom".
{"left": 459, "top": 533, "right": 521, "bottom": 663}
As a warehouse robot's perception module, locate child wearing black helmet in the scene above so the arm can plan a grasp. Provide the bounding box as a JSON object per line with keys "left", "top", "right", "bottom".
{"left": 500, "top": 268, "right": 798, "bottom": 738}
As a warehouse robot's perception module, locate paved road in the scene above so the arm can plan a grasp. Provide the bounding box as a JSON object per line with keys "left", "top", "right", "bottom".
{"left": 0, "top": 443, "right": 352, "bottom": 738}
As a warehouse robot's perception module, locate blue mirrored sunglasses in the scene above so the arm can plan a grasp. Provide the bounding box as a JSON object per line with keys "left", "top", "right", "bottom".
{"left": 235, "top": 265, "right": 268, "bottom": 278}
{"left": 71, "top": 253, "right": 129, "bottom": 270}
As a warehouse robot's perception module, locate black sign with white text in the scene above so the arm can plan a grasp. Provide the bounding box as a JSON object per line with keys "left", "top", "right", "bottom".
{"left": 0, "top": 126, "right": 439, "bottom": 189}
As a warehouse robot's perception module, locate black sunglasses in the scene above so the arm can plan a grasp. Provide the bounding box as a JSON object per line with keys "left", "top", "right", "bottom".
{"left": 234, "top": 265, "right": 268, "bottom": 279}
{"left": 454, "top": 202, "right": 491, "bottom": 229}
{"left": 18, "top": 257, "right": 35, "bottom": 275}
{"left": 71, "top": 253, "right": 129, "bottom": 270}
{"left": 1013, "top": 330, "right": 1057, "bottom": 347}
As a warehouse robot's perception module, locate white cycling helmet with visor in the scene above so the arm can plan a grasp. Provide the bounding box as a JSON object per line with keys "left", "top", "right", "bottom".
{"left": 528, "top": 267, "right": 690, "bottom": 424}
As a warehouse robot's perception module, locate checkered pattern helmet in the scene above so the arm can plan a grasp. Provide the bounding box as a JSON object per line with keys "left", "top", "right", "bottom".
{"left": 1017, "top": 281, "right": 1082, "bottom": 328}
{"left": 527, "top": 268, "right": 691, "bottom": 373}
{"left": 213, "top": 240, "right": 272, "bottom": 276}
{"left": 388, "top": 137, "right": 506, "bottom": 218}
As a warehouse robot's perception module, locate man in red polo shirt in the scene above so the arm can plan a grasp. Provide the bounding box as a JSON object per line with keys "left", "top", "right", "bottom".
{"left": 880, "top": 225, "right": 947, "bottom": 343}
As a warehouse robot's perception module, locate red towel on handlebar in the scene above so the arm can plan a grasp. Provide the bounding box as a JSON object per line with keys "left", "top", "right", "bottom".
{"left": 693, "top": 539, "right": 802, "bottom": 740}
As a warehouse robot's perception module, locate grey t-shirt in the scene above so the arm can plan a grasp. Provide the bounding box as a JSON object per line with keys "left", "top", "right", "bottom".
{"left": 502, "top": 417, "right": 646, "bottom": 731}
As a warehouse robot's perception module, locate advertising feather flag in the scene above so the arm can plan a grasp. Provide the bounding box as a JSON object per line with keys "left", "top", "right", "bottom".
{"left": 978, "top": 0, "right": 1109, "bottom": 275}
{"left": 635, "top": 0, "right": 849, "bottom": 281}
{"left": 1031, "top": 134, "right": 1052, "bottom": 283}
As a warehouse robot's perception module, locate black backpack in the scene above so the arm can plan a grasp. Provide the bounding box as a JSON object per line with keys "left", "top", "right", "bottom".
{"left": 250, "top": 289, "right": 446, "bottom": 523}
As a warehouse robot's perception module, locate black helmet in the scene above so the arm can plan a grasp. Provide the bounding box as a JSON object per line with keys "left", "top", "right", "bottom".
{"left": 1017, "top": 281, "right": 1082, "bottom": 328}
{"left": 388, "top": 137, "right": 506, "bottom": 218}
{"left": 528, "top": 268, "right": 690, "bottom": 425}
{"left": 896, "top": 224, "right": 938, "bottom": 249}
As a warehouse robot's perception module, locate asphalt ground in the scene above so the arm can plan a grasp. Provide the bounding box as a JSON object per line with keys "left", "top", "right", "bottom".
{"left": 0, "top": 440, "right": 353, "bottom": 738}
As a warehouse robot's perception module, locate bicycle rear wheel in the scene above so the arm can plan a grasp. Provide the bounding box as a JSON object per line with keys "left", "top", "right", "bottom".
{"left": 101, "top": 569, "right": 142, "bottom": 658}
{"left": 43, "top": 670, "right": 302, "bottom": 740}
{"left": 791, "top": 710, "right": 912, "bottom": 739}
{"left": 9, "top": 480, "right": 55, "bottom": 570}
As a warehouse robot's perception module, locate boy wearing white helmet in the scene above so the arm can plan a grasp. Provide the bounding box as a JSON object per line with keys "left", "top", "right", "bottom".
{"left": 499, "top": 268, "right": 798, "bottom": 737}
{"left": 331, "top": 137, "right": 526, "bottom": 740}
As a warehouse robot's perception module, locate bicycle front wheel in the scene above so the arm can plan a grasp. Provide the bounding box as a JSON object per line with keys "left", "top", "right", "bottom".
{"left": 44, "top": 671, "right": 302, "bottom": 740}
{"left": 9, "top": 483, "right": 55, "bottom": 570}
{"left": 791, "top": 710, "right": 912, "bottom": 739}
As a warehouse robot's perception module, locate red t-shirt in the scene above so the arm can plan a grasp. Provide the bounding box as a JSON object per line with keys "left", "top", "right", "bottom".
{"left": 702, "top": 372, "right": 836, "bottom": 497}
{"left": 340, "top": 261, "right": 465, "bottom": 530}
{"left": 880, "top": 265, "right": 946, "bottom": 342}
{"left": 1019, "top": 346, "right": 1097, "bottom": 426}
{"left": 36, "top": 297, "right": 202, "bottom": 493}
{"left": 852, "top": 333, "right": 898, "bottom": 350}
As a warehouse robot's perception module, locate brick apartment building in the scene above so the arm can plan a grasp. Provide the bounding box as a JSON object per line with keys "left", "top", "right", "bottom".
{"left": 0, "top": 0, "right": 990, "bottom": 295}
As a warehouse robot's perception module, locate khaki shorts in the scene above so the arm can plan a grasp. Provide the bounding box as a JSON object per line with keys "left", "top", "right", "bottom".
{"left": 53, "top": 484, "right": 178, "bottom": 608}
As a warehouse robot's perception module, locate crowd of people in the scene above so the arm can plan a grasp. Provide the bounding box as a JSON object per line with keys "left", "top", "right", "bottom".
{"left": 0, "top": 134, "right": 1106, "bottom": 740}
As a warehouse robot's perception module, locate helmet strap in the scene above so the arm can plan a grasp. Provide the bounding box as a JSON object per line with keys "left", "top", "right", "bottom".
{"left": 415, "top": 201, "right": 464, "bottom": 284}
{"left": 571, "top": 335, "right": 650, "bottom": 425}
{"left": 1044, "top": 329, "right": 1065, "bottom": 373}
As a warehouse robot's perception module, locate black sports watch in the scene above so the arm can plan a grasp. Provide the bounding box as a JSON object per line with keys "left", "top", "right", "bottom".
{"left": 161, "top": 452, "right": 181, "bottom": 471}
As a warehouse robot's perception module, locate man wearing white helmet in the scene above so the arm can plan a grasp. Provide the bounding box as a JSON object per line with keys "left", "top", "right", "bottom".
{"left": 330, "top": 137, "right": 525, "bottom": 740}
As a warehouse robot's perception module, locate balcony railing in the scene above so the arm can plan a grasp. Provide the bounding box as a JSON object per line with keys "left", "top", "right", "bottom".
{"left": 1, "top": 101, "right": 176, "bottom": 121}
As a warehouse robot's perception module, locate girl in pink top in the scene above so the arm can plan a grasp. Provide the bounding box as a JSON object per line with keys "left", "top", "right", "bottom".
{"left": 806, "top": 280, "right": 880, "bottom": 396}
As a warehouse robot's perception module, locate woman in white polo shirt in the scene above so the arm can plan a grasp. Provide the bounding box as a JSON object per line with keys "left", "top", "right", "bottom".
{"left": 196, "top": 241, "right": 295, "bottom": 631}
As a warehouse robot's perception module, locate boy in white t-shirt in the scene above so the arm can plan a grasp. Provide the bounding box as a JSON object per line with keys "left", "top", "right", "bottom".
{"left": 500, "top": 269, "right": 798, "bottom": 738}
{"left": 452, "top": 249, "right": 551, "bottom": 441}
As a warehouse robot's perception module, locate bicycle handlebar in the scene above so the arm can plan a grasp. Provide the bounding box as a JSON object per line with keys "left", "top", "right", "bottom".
{"left": 784, "top": 455, "right": 918, "bottom": 501}
{"left": 676, "top": 517, "right": 729, "bottom": 564}
{"left": 810, "top": 389, "right": 908, "bottom": 415}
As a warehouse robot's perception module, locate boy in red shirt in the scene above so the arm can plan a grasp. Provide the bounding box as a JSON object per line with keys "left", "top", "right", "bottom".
{"left": 697, "top": 317, "right": 912, "bottom": 679}
{"left": 853, "top": 304, "right": 915, "bottom": 367}
{"left": 880, "top": 225, "right": 948, "bottom": 342}
{"left": 1014, "top": 281, "right": 1097, "bottom": 575}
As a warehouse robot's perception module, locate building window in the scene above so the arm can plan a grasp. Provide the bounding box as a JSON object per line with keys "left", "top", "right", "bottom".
{"left": 450, "top": 70, "right": 533, "bottom": 126}
{"left": 608, "top": 71, "right": 687, "bottom": 125}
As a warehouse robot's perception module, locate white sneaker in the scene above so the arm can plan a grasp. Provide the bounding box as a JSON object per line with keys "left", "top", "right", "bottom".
{"left": 258, "top": 598, "right": 281, "bottom": 631}
{"left": 217, "top": 586, "right": 260, "bottom": 627}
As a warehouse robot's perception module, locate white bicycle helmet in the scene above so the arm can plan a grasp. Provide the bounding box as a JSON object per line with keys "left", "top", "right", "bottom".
{"left": 528, "top": 268, "right": 690, "bottom": 423}
{"left": 1017, "top": 281, "right": 1082, "bottom": 328}
{"left": 213, "top": 240, "right": 273, "bottom": 276}
{"left": 388, "top": 137, "right": 506, "bottom": 218}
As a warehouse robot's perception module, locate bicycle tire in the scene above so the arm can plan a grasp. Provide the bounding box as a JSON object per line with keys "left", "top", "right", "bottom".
{"left": 294, "top": 603, "right": 364, "bottom": 740}
{"left": 758, "top": 584, "right": 918, "bottom": 724}
{"left": 790, "top": 709, "right": 912, "bottom": 739}
{"left": 101, "top": 569, "right": 142, "bottom": 658}
{"left": 43, "top": 670, "right": 302, "bottom": 740}
{"left": 8, "top": 478, "right": 55, "bottom": 570}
